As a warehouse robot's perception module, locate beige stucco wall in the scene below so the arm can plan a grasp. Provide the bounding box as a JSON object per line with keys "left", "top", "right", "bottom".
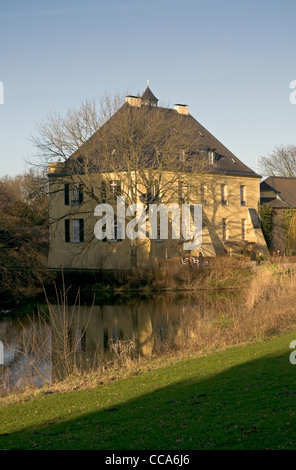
{"left": 48, "top": 168, "right": 268, "bottom": 270}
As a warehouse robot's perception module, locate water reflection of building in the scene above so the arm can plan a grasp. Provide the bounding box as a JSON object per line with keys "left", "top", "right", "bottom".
{"left": 0, "top": 292, "right": 240, "bottom": 388}
{"left": 49, "top": 293, "right": 232, "bottom": 381}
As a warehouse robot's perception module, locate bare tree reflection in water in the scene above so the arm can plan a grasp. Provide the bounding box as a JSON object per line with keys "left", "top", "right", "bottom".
{"left": 0, "top": 290, "right": 241, "bottom": 395}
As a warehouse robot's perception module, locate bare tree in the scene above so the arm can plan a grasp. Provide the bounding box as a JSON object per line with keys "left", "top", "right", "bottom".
{"left": 259, "top": 144, "right": 296, "bottom": 177}
{"left": 31, "top": 92, "right": 124, "bottom": 167}
{"left": 0, "top": 170, "right": 48, "bottom": 228}
{"left": 32, "top": 90, "right": 217, "bottom": 267}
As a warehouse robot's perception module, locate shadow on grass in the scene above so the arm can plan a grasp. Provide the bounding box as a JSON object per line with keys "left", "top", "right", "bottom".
{"left": 1, "top": 344, "right": 296, "bottom": 450}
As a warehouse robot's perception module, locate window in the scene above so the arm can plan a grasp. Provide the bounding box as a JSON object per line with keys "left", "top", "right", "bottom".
{"left": 115, "top": 221, "right": 122, "bottom": 242}
{"left": 151, "top": 179, "right": 160, "bottom": 201}
{"left": 221, "top": 184, "right": 227, "bottom": 206}
{"left": 178, "top": 181, "right": 184, "bottom": 204}
{"left": 100, "top": 179, "right": 122, "bottom": 203}
{"left": 72, "top": 219, "right": 81, "bottom": 243}
{"left": 179, "top": 149, "right": 185, "bottom": 162}
{"left": 156, "top": 211, "right": 162, "bottom": 241}
{"left": 240, "top": 185, "right": 246, "bottom": 206}
{"left": 112, "top": 218, "right": 123, "bottom": 242}
{"left": 208, "top": 150, "right": 215, "bottom": 164}
{"left": 101, "top": 181, "right": 106, "bottom": 203}
{"left": 110, "top": 180, "right": 117, "bottom": 195}
{"left": 65, "top": 183, "right": 83, "bottom": 206}
{"left": 116, "top": 180, "right": 121, "bottom": 195}
{"left": 65, "top": 219, "right": 84, "bottom": 243}
{"left": 109, "top": 180, "right": 121, "bottom": 200}
{"left": 241, "top": 219, "right": 247, "bottom": 241}
{"left": 72, "top": 185, "right": 80, "bottom": 205}
{"left": 100, "top": 217, "right": 122, "bottom": 243}
{"left": 178, "top": 181, "right": 188, "bottom": 204}
{"left": 222, "top": 218, "right": 228, "bottom": 240}
{"left": 200, "top": 183, "right": 207, "bottom": 204}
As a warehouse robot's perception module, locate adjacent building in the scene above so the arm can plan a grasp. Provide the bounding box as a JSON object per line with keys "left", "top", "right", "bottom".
{"left": 260, "top": 176, "right": 296, "bottom": 254}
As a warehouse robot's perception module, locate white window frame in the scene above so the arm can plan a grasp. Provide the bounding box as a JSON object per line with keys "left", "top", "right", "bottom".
{"left": 241, "top": 219, "right": 247, "bottom": 241}
{"left": 221, "top": 184, "right": 227, "bottom": 206}
{"left": 222, "top": 218, "right": 228, "bottom": 240}
{"left": 208, "top": 150, "right": 215, "bottom": 164}
{"left": 240, "top": 185, "right": 246, "bottom": 206}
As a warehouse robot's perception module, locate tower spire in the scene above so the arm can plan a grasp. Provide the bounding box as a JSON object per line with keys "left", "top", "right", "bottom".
{"left": 141, "top": 84, "right": 158, "bottom": 107}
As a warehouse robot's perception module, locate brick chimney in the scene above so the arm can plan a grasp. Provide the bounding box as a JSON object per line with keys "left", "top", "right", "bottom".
{"left": 125, "top": 95, "right": 141, "bottom": 107}
{"left": 174, "top": 104, "right": 189, "bottom": 115}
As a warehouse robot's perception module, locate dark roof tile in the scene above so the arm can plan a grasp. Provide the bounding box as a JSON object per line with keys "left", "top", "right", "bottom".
{"left": 65, "top": 94, "right": 259, "bottom": 179}
{"left": 260, "top": 176, "right": 296, "bottom": 207}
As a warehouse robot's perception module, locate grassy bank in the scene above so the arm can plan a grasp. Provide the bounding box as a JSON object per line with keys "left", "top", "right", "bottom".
{"left": 1, "top": 329, "right": 296, "bottom": 450}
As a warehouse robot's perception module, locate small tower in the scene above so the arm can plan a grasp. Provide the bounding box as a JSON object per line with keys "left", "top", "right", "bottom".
{"left": 141, "top": 84, "right": 158, "bottom": 107}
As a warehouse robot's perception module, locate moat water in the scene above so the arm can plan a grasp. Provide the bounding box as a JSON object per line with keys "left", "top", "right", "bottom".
{"left": 0, "top": 289, "right": 243, "bottom": 392}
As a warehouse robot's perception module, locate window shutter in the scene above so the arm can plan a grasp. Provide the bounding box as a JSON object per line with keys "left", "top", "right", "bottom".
{"left": 79, "top": 219, "right": 84, "bottom": 243}
{"left": 65, "top": 219, "right": 70, "bottom": 242}
{"left": 64, "top": 183, "right": 69, "bottom": 205}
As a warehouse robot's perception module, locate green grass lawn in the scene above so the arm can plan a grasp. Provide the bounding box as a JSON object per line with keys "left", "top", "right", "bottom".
{"left": 1, "top": 330, "right": 296, "bottom": 450}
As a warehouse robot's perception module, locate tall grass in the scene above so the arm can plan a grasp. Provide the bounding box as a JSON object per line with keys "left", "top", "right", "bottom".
{"left": 1, "top": 263, "right": 296, "bottom": 397}
{"left": 114, "top": 257, "right": 253, "bottom": 291}
{"left": 160, "top": 265, "right": 296, "bottom": 355}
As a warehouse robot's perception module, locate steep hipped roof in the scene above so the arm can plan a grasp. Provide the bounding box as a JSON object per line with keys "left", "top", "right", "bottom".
{"left": 260, "top": 176, "right": 296, "bottom": 208}
{"left": 59, "top": 88, "right": 260, "bottom": 179}
{"left": 181, "top": 112, "right": 258, "bottom": 177}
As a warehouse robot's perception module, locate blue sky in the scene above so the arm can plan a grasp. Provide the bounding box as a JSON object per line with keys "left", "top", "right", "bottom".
{"left": 1, "top": 0, "right": 296, "bottom": 177}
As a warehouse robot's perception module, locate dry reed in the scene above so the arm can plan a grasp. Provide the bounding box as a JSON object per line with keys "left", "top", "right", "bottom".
{"left": 2, "top": 263, "right": 296, "bottom": 398}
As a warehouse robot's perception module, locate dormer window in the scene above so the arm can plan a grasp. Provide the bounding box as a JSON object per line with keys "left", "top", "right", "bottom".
{"left": 208, "top": 150, "right": 215, "bottom": 164}
{"left": 179, "top": 150, "right": 186, "bottom": 162}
